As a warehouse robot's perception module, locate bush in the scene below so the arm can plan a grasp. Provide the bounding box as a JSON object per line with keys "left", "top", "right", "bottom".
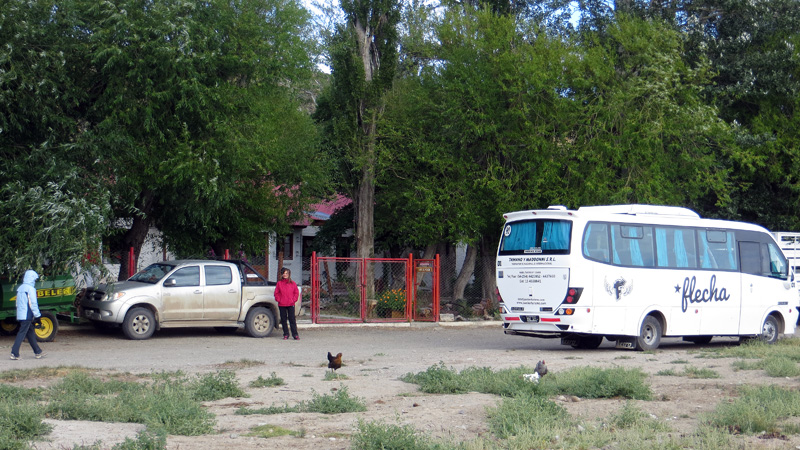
{"left": 376, "top": 289, "right": 406, "bottom": 315}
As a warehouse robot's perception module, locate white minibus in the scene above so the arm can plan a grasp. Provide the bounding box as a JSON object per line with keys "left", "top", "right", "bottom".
{"left": 496, "top": 204, "right": 799, "bottom": 350}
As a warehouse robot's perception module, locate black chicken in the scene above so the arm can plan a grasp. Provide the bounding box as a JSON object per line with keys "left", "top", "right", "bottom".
{"left": 327, "top": 352, "right": 342, "bottom": 372}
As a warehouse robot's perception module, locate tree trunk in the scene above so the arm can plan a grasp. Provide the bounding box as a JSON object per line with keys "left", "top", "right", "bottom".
{"left": 453, "top": 244, "right": 477, "bottom": 303}
{"left": 480, "top": 234, "right": 498, "bottom": 310}
{"left": 117, "top": 191, "right": 156, "bottom": 281}
{"left": 118, "top": 215, "right": 152, "bottom": 280}
{"left": 438, "top": 242, "right": 456, "bottom": 303}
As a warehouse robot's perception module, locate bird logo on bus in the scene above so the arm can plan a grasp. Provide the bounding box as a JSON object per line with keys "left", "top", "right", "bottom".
{"left": 605, "top": 276, "right": 633, "bottom": 301}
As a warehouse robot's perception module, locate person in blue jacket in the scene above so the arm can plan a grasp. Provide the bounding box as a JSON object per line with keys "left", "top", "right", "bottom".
{"left": 11, "top": 270, "right": 45, "bottom": 360}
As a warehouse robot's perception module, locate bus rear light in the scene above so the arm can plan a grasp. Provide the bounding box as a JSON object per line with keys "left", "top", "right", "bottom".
{"left": 561, "top": 287, "right": 583, "bottom": 305}
{"left": 541, "top": 318, "right": 560, "bottom": 322}
{"left": 506, "top": 316, "right": 521, "bottom": 321}
{"left": 565, "top": 308, "right": 574, "bottom": 315}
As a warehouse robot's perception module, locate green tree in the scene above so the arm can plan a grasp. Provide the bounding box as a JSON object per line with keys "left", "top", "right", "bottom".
{"left": 564, "top": 15, "right": 734, "bottom": 212}
{"left": 0, "top": 0, "right": 110, "bottom": 275}
{"left": 80, "top": 0, "right": 325, "bottom": 276}
{"left": 316, "top": 0, "right": 400, "bottom": 263}
{"left": 378, "top": 4, "right": 573, "bottom": 301}
{"left": 683, "top": 0, "right": 800, "bottom": 229}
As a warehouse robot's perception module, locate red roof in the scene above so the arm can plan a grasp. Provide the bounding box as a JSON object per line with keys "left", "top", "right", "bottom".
{"left": 295, "top": 195, "right": 351, "bottom": 226}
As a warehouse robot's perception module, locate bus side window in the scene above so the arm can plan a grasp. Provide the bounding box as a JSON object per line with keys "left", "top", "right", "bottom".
{"left": 583, "top": 223, "right": 609, "bottom": 262}
{"left": 766, "top": 242, "right": 788, "bottom": 279}
{"left": 739, "top": 241, "right": 761, "bottom": 275}
{"left": 655, "top": 227, "right": 698, "bottom": 269}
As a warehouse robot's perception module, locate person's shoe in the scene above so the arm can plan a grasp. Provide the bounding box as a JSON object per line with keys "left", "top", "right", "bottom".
{"left": 35, "top": 352, "right": 46, "bottom": 359}
{"left": 10, "top": 354, "right": 20, "bottom": 360}
{"left": 293, "top": 336, "right": 300, "bottom": 340}
{"left": 283, "top": 336, "right": 289, "bottom": 340}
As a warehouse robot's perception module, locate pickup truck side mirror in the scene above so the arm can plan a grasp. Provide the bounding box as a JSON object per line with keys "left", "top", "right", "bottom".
{"left": 164, "top": 278, "right": 177, "bottom": 287}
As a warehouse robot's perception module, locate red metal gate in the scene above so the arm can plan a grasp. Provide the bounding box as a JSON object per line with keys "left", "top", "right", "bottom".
{"left": 311, "top": 253, "right": 439, "bottom": 324}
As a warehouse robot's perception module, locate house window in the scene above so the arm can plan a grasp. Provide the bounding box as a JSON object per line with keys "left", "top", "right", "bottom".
{"left": 276, "top": 234, "right": 293, "bottom": 260}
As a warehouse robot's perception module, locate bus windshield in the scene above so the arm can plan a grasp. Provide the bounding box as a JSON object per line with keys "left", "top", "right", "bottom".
{"left": 499, "top": 219, "right": 571, "bottom": 255}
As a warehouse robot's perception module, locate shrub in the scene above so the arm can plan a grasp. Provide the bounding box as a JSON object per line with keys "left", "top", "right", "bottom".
{"left": 376, "top": 289, "right": 406, "bottom": 315}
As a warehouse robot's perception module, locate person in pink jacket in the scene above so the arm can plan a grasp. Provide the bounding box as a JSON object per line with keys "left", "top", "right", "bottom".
{"left": 275, "top": 267, "right": 300, "bottom": 340}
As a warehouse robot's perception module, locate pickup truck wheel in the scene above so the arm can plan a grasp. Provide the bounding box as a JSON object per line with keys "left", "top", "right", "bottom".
{"left": 34, "top": 311, "right": 58, "bottom": 342}
{"left": 245, "top": 307, "right": 275, "bottom": 338}
{"left": 122, "top": 307, "right": 156, "bottom": 340}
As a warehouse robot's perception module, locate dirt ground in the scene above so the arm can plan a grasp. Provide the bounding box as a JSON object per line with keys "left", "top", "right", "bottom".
{"left": 3, "top": 322, "right": 800, "bottom": 450}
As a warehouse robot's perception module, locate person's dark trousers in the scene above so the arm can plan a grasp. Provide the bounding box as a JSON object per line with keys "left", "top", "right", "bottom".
{"left": 279, "top": 306, "right": 298, "bottom": 338}
{"left": 11, "top": 309, "right": 42, "bottom": 357}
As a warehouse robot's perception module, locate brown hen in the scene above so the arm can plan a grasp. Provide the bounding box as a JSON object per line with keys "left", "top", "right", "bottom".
{"left": 327, "top": 352, "right": 342, "bottom": 372}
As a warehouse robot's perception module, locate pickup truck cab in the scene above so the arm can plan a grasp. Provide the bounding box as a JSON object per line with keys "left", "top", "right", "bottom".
{"left": 80, "top": 260, "right": 298, "bottom": 340}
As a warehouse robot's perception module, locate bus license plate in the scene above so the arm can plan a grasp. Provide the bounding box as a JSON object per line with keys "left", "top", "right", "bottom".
{"left": 522, "top": 315, "right": 539, "bottom": 323}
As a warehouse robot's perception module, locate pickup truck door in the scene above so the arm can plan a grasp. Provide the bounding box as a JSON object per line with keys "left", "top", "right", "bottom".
{"left": 161, "top": 266, "right": 204, "bottom": 320}
{"left": 202, "top": 265, "right": 241, "bottom": 320}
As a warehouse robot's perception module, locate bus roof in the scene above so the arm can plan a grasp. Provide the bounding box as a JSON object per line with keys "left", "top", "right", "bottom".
{"left": 502, "top": 204, "right": 772, "bottom": 235}
{"left": 503, "top": 204, "right": 700, "bottom": 222}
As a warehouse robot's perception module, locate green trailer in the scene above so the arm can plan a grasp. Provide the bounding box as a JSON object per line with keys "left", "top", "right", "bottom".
{"left": 0, "top": 275, "right": 78, "bottom": 342}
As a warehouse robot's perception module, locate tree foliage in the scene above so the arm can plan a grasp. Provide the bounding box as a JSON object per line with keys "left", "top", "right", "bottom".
{"left": 0, "top": 0, "right": 327, "bottom": 276}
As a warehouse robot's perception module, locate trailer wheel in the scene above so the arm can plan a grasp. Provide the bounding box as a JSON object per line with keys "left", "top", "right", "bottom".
{"left": 34, "top": 311, "right": 58, "bottom": 342}
{"left": 0, "top": 318, "right": 19, "bottom": 336}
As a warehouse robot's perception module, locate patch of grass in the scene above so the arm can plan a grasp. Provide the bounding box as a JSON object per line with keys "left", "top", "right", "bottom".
{"left": 670, "top": 359, "right": 689, "bottom": 364}
{"left": 707, "top": 384, "right": 800, "bottom": 434}
{"left": 731, "top": 359, "right": 761, "bottom": 371}
{"left": 236, "top": 385, "right": 366, "bottom": 415}
{"left": 699, "top": 337, "right": 800, "bottom": 361}
{"left": 487, "top": 392, "right": 572, "bottom": 445}
{"left": 0, "top": 398, "right": 52, "bottom": 449}
{"left": 191, "top": 370, "right": 247, "bottom": 401}
{"left": 324, "top": 371, "right": 349, "bottom": 381}
{"left": 216, "top": 359, "right": 264, "bottom": 369}
{"left": 0, "top": 365, "right": 96, "bottom": 382}
{"left": 250, "top": 372, "right": 285, "bottom": 388}
{"left": 246, "top": 424, "right": 305, "bottom": 438}
{"left": 305, "top": 386, "right": 367, "bottom": 414}
{"left": 112, "top": 429, "right": 167, "bottom": 450}
{"left": 607, "top": 401, "right": 670, "bottom": 432}
{"left": 44, "top": 370, "right": 217, "bottom": 435}
{"left": 683, "top": 366, "right": 720, "bottom": 379}
{"left": 763, "top": 356, "right": 800, "bottom": 377}
{"left": 656, "top": 369, "right": 678, "bottom": 376}
{"left": 615, "top": 355, "right": 633, "bottom": 360}
{"left": 0, "top": 384, "right": 43, "bottom": 403}
{"left": 401, "top": 363, "right": 652, "bottom": 400}
{"left": 351, "top": 420, "right": 446, "bottom": 450}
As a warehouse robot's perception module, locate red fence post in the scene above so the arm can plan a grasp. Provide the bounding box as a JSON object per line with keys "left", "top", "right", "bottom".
{"left": 407, "top": 253, "right": 413, "bottom": 319}
{"left": 224, "top": 249, "right": 230, "bottom": 260}
{"left": 128, "top": 247, "right": 135, "bottom": 279}
{"left": 434, "top": 253, "right": 440, "bottom": 322}
{"left": 311, "top": 251, "right": 317, "bottom": 324}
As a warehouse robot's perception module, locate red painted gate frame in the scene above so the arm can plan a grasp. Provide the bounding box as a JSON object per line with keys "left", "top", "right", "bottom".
{"left": 310, "top": 252, "right": 440, "bottom": 324}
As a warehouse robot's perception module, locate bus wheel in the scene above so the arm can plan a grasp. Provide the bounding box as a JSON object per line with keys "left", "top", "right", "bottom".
{"left": 636, "top": 316, "right": 662, "bottom": 351}
{"left": 759, "top": 315, "right": 779, "bottom": 344}
{"left": 34, "top": 311, "right": 58, "bottom": 342}
{"left": 571, "top": 335, "right": 604, "bottom": 349}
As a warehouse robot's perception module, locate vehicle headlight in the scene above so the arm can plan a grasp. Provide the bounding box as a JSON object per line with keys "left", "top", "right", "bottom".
{"left": 109, "top": 292, "right": 126, "bottom": 301}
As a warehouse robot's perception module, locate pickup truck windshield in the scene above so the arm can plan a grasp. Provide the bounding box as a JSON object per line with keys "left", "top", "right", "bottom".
{"left": 129, "top": 264, "right": 176, "bottom": 284}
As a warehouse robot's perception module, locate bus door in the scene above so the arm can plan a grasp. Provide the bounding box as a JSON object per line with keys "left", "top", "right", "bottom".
{"left": 738, "top": 241, "right": 789, "bottom": 334}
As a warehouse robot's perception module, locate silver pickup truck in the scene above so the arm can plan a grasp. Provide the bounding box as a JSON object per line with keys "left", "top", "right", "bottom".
{"left": 80, "top": 260, "right": 299, "bottom": 340}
